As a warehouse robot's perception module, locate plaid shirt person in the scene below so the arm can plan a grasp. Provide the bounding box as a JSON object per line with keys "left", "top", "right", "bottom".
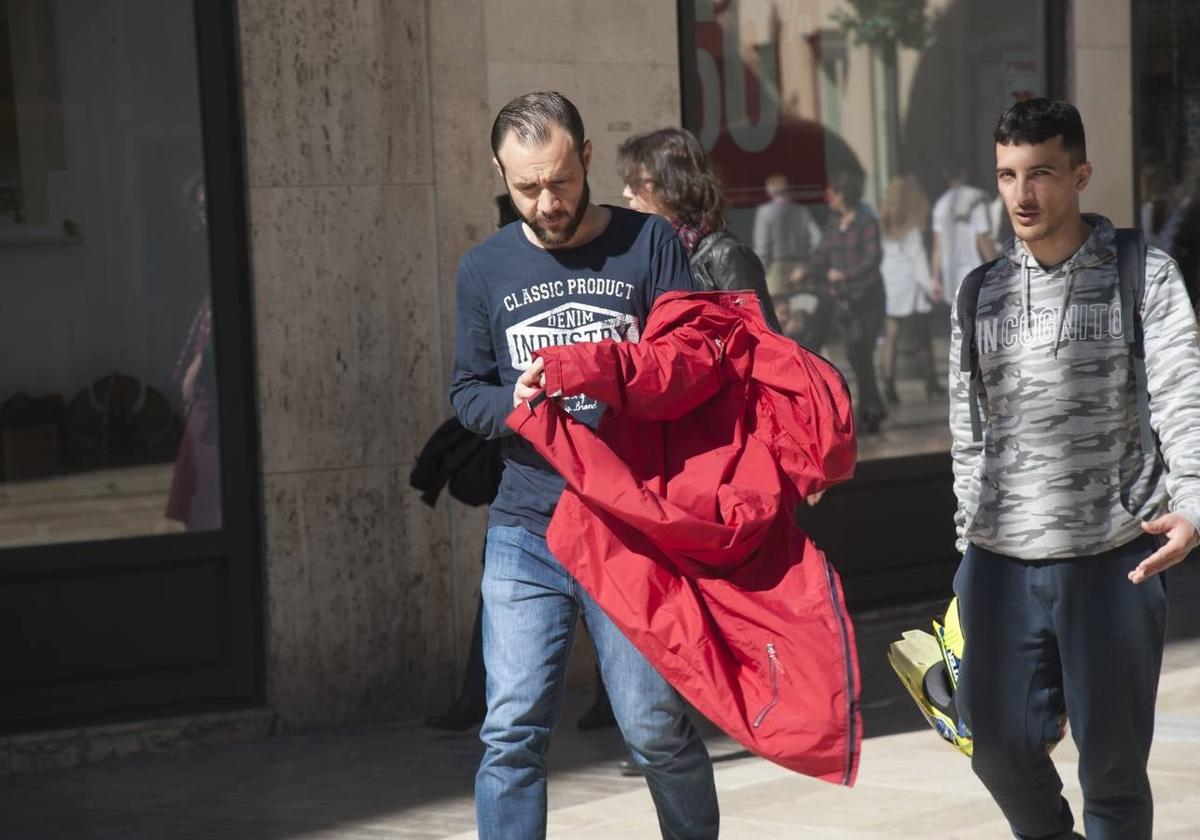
{"left": 808, "top": 205, "right": 884, "bottom": 302}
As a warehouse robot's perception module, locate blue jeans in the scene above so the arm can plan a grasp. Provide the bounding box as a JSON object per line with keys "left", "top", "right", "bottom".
{"left": 954, "top": 536, "right": 1167, "bottom": 840}
{"left": 475, "top": 525, "right": 718, "bottom": 840}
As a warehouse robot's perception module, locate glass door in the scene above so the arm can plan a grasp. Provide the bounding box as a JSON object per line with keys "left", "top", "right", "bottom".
{"left": 0, "top": 0, "right": 260, "bottom": 729}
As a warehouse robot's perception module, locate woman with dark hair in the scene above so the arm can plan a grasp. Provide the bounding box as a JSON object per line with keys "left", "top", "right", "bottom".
{"left": 803, "top": 168, "right": 888, "bottom": 433}
{"left": 616, "top": 127, "right": 781, "bottom": 332}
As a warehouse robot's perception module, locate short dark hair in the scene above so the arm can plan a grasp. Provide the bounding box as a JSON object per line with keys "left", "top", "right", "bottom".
{"left": 994, "top": 98, "right": 1087, "bottom": 166}
{"left": 490, "top": 91, "right": 586, "bottom": 163}
{"left": 616, "top": 127, "right": 726, "bottom": 231}
{"left": 828, "top": 168, "right": 864, "bottom": 208}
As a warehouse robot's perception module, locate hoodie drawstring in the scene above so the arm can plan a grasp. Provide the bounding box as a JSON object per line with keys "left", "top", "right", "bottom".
{"left": 1004, "top": 215, "right": 1114, "bottom": 356}
{"left": 1051, "top": 263, "right": 1078, "bottom": 358}
{"left": 1020, "top": 253, "right": 1032, "bottom": 341}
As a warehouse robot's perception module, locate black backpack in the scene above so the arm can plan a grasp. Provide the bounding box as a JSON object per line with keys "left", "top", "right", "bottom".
{"left": 956, "top": 229, "right": 1155, "bottom": 460}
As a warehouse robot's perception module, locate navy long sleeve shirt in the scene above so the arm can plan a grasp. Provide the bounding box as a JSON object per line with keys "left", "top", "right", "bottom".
{"left": 449, "top": 206, "right": 695, "bottom": 535}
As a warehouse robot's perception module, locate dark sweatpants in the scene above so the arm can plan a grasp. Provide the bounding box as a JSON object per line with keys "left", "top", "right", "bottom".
{"left": 953, "top": 535, "right": 1168, "bottom": 840}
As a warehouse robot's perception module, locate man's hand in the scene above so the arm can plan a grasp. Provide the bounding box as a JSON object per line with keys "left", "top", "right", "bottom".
{"left": 930, "top": 277, "right": 944, "bottom": 305}
{"left": 827, "top": 268, "right": 845, "bottom": 284}
{"left": 1129, "top": 513, "right": 1200, "bottom": 583}
{"left": 806, "top": 491, "right": 825, "bottom": 506}
{"left": 513, "top": 357, "right": 546, "bottom": 407}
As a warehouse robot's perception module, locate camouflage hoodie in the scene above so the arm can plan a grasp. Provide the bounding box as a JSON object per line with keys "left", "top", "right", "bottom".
{"left": 949, "top": 213, "right": 1200, "bottom": 559}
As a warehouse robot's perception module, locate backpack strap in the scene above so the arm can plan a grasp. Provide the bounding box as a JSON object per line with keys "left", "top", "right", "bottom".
{"left": 1115, "top": 227, "right": 1156, "bottom": 458}
{"left": 956, "top": 258, "right": 1002, "bottom": 442}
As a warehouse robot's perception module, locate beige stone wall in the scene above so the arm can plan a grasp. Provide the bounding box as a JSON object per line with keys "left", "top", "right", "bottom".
{"left": 1071, "top": 0, "right": 1134, "bottom": 227}
{"left": 483, "top": 1, "right": 683, "bottom": 206}
{"left": 238, "top": 0, "right": 452, "bottom": 730}
{"left": 238, "top": 0, "right": 683, "bottom": 730}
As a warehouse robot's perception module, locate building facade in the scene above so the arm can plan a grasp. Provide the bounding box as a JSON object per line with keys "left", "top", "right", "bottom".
{"left": 0, "top": 0, "right": 1179, "bottom": 770}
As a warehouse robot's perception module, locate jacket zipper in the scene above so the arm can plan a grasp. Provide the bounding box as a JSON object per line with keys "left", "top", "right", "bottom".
{"left": 823, "top": 560, "right": 858, "bottom": 786}
{"left": 752, "top": 642, "right": 780, "bottom": 728}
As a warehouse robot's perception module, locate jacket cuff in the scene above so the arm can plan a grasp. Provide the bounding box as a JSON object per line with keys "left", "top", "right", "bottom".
{"left": 539, "top": 354, "right": 566, "bottom": 397}
{"left": 504, "top": 391, "right": 551, "bottom": 437}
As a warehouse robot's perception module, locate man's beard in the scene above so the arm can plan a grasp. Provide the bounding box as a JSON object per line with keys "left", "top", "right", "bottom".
{"left": 520, "top": 178, "right": 591, "bottom": 247}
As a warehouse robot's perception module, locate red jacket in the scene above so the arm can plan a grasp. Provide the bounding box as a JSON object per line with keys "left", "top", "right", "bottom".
{"left": 505, "top": 290, "right": 861, "bottom": 784}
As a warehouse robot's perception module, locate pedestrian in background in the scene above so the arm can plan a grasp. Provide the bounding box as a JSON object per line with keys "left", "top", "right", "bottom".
{"left": 879, "top": 174, "right": 942, "bottom": 404}
{"left": 932, "top": 162, "right": 997, "bottom": 303}
{"left": 618, "top": 127, "right": 781, "bottom": 332}
{"left": 802, "top": 168, "right": 888, "bottom": 433}
{"left": 753, "top": 172, "right": 822, "bottom": 300}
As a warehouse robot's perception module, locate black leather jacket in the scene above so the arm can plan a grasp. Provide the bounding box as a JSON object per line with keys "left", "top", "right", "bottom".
{"left": 688, "top": 230, "right": 782, "bottom": 333}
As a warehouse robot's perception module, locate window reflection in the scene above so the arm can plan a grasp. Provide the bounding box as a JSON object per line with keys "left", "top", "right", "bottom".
{"left": 1137, "top": 0, "right": 1200, "bottom": 323}
{"left": 0, "top": 2, "right": 221, "bottom": 547}
{"left": 683, "top": 0, "right": 1048, "bottom": 459}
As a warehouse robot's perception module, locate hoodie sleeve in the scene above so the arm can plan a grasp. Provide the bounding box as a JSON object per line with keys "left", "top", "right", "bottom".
{"left": 535, "top": 303, "right": 737, "bottom": 422}
{"left": 449, "top": 255, "right": 515, "bottom": 440}
{"left": 1141, "top": 253, "right": 1200, "bottom": 535}
{"left": 948, "top": 295, "right": 984, "bottom": 553}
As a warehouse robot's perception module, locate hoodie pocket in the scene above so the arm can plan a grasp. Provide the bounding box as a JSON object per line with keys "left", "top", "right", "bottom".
{"left": 1118, "top": 453, "right": 1165, "bottom": 521}
{"left": 1011, "top": 467, "right": 1132, "bottom": 541}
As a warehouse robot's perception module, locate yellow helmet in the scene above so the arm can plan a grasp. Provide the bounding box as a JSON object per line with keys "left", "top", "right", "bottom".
{"left": 887, "top": 597, "right": 972, "bottom": 756}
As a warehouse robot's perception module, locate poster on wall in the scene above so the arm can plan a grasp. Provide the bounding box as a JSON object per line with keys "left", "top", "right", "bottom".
{"left": 1000, "top": 51, "right": 1043, "bottom": 104}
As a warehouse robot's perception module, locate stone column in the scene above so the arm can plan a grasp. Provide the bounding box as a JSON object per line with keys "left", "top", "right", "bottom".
{"left": 239, "top": 0, "right": 456, "bottom": 729}
{"left": 237, "top": 0, "right": 687, "bottom": 731}
{"left": 1071, "top": 0, "right": 1134, "bottom": 227}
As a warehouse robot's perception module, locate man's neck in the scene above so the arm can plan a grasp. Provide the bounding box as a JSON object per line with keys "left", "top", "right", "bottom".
{"left": 525, "top": 204, "right": 611, "bottom": 251}
{"left": 1023, "top": 214, "right": 1092, "bottom": 267}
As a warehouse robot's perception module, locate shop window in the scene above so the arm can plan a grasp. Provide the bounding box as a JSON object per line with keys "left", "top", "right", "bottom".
{"left": 0, "top": 1, "right": 76, "bottom": 243}
{"left": 0, "top": 1, "right": 222, "bottom": 547}
{"left": 680, "top": 0, "right": 1049, "bottom": 460}
{"left": 1136, "top": 0, "right": 1200, "bottom": 321}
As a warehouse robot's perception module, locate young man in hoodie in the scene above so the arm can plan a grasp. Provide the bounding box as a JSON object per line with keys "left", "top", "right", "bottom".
{"left": 949, "top": 98, "right": 1200, "bottom": 839}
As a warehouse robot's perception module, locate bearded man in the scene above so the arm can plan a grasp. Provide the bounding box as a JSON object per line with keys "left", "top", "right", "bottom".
{"left": 449, "top": 91, "right": 718, "bottom": 840}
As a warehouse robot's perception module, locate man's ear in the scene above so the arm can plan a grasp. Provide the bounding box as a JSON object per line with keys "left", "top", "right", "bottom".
{"left": 581, "top": 138, "right": 592, "bottom": 170}
{"left": 1075, "top": 161, "right": 1093, "bottom": 194}
{"left": 492, "top": 157, "right": 504, "bottom": 179}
